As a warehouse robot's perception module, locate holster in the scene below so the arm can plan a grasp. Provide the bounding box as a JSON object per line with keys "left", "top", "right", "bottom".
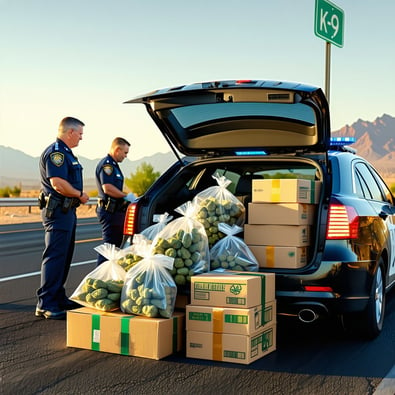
{"left": 105, "top": 197, "right": 117, "bottom": 214}
{"left": 44, "top": 194, "right": 61, "bottom": 219}
{"left": 38, "top": 191, "right": 46, "bottom": 210}
{"left": 99, "top": 197, "right": 129, "bottom": 213}
{"left": 62, "top": 197, "right": 81, "bottom": 213}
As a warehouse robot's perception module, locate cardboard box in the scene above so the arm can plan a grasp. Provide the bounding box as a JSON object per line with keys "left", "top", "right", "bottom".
{"left": 248, "top": 245, "right": 307, "bottom": 269}
{"left": 252, "top": 179, "right": 321, "bottom": 204}
{"left": 190, "top": 272, "right": 275, "bottom": 308}
{"left": 244, "top": 224, "right": 310, "bottom": 246}
{"left": 186, "top": 324, "right": 276, "bottom": 364}
{"left": 248, "top": 202, "right": 315, "bottom": 225}
{"left": 186, "top": 300, "right": 276, "bottom": 335}
{"left": 67, "top": 308, "right": 185, "bottom": 360}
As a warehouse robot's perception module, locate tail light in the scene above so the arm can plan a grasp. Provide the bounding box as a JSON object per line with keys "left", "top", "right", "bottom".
{"left": 303, "top": 286, "right": 333, "bottom": 292}
{"left": 123, "top": 203, "right": 137, "bottom": 236}
{"left": 326, "top": 204, "right": 359, "bottom": 239}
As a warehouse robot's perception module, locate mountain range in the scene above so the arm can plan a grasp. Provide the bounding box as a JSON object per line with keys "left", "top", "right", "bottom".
{"left": 331, "top": 113, "right": 395, "bottom": 178}
{"left": 1, "top": 113, "right": 394, "bottom": 189}
{"left": 0, "top": 147, "right": 176, "bottom": 190}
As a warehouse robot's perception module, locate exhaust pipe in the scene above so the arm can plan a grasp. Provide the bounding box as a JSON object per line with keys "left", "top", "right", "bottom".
{"left": 298, "top": 308, "right": 319, "bottom": 323}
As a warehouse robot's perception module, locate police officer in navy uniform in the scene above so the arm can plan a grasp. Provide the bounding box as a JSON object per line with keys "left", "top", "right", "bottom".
{"left": 95, "top": 137, "right": 135, "bottom": 265}
{"left": 36, "top": 117, "right": 89, "bottom": 320}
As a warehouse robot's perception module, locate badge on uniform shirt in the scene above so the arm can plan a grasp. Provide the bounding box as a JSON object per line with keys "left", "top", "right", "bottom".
{"left": 103, "top": 164, "right": 113, "bottom": 175}
{"left": 50, "top": 152, "right": 65, "bottom": 167}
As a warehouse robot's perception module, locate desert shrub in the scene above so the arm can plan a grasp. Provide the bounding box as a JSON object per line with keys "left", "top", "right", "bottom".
{"left": 0, "top": 186, "right": 22, "bottom": 197}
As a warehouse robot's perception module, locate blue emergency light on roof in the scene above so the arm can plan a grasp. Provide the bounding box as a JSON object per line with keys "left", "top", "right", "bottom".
{"left": 330, "top": 137, "right": 356, "bottom": 146}
{"left": 235, "top": 150, "right": 267, "bottom": 156}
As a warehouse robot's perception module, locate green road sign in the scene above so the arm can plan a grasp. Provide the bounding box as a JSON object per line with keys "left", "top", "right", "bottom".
{"left": 314, "top": 0, "right": 344, "bottom": 48}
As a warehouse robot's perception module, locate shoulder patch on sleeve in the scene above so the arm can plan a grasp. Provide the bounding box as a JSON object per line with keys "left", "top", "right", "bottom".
{"left": 103, "top": 164, "right": 114, "bottom": 175}
{"left": 50, "top": 152, "right": 65, "bottom": 167}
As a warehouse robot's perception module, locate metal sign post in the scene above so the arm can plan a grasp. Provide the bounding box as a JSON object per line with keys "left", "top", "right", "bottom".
{"left": 325, "top": 42, "right": 331, "bottom": 104}
{"left": 314, "top": 0, "right": 344, "bottom": 105}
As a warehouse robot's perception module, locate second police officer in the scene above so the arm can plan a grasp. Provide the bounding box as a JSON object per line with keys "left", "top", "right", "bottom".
{"left": 95, "top": 137, "right": 135, "bottom": 265}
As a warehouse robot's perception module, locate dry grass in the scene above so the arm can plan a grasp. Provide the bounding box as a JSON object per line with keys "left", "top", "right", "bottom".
{"left": 0, "top": 205, "right": 97, "bottom": 225}
{"left": 0, "top": 190, "right": 97, "bottom": 225}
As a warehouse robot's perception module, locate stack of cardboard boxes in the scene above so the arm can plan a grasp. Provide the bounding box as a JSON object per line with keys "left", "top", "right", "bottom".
{"left": 185, "top": 271, "right": 276, "bottom": 364}
{"left": 65, "top": 178, "right": 321, "bottom": 361}
{"left": 244, "top": 179, "right": 320, "bottom": 269}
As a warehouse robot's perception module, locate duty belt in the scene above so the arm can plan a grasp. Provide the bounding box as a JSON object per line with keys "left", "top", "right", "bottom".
{"left": 38, "top": 192, "right": 80, "bottom": 218}
{"left": 98, "top": 197, "right": 129, "bottom": 213}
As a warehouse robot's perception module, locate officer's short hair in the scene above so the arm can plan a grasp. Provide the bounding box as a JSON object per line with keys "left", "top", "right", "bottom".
{"left": 58, "top": 117, "right": 85, "bottom": 134}
{"left": 112, "top": 137, "right": 131, "bottom": 149}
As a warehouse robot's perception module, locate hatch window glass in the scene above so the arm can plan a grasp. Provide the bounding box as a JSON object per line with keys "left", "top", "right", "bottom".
{"left": 171, "top": 102, "right": 316, "bottom": 128}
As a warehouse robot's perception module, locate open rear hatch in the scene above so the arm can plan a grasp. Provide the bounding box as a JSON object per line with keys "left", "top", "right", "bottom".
{"left": 125, "top": 79, "right": 331, "bottom": 161}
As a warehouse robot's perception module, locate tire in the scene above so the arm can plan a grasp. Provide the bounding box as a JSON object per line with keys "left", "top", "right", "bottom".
{"left": 363, "top": 261, "right": 386, "bottom": 338}
{"left": 342, "top": 259, "right": 386, "bottom": 339}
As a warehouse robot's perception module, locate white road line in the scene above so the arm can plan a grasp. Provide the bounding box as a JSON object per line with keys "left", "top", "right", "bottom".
{"left": 373, "top": 364, "right": 395, "bottom": 394}
{"left": 0, "top": 260, "right": 96, "bottom": 282}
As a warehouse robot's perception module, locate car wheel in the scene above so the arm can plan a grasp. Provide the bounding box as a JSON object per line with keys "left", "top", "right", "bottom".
{"left": 342, "top": 260, "right": 386, "bottom": 339}
{"left": 364, "top": 261, "right": 386, "bottom": 338}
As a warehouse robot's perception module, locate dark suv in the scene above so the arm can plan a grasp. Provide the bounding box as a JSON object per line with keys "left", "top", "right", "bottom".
{"left": 121, "top": 80, "right": 395, "bottom": 338}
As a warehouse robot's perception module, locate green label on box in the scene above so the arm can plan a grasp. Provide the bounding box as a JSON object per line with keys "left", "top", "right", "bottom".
{"left": 310, "top": 180, "right": 316, "bottom": 203}
{"left": 193, "top": 281, "right": 246, "bottom": 295}
{"left": 189, "top": 342, "right": 203, "bottom": 348}
{"left": 224, "top": 350, "right": 246, "bottom": 360}
{"left": 224, "top": 314, "right": 248, "bottom": 324}
{"left": 263, "top": 305, "right": 273, "bottom": 325}
{"left": 193, "top": 290, "right": 210, "bottom": 300}
{"left": 189, "top": 312, "right": 212, "bottom": 322}
{"left": 226, "top": 297, "right": 246, "bottom": 306}
{"left": 251, "top": 328, "right": 273, "bottom": 352}
{"left": 91, "top": 314, "right": 101, "bottom": 351}
{"left": 194, "top": 281, "right": 227, "bottom": 292}
{"left": 298, "top": 186, "right": 309, "bottom": 200}
{"left": 262, "top": 328, "right": 273, "bottom": 350}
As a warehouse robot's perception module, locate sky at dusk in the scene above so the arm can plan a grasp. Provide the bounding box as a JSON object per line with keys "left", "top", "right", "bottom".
{"left": 0, "top": 0, "right": 394, "bottom": 161}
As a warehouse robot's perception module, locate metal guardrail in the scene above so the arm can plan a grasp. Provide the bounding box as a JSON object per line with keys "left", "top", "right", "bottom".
{"left": 0, "top": 197, "right": 98, "bottom": 210}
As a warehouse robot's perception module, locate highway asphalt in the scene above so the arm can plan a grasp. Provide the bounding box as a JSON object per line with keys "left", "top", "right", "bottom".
{"left": 1, "top": 219, "right": 395, "bottom": 394}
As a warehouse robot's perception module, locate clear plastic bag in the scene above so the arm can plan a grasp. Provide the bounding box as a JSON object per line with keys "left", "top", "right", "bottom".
{"left": 116, "top": 234, "right": 151, "bottom": 272}
{"left": 210, "top": 223, "right": 259, "bottom": 272}
{"left": 120, "top": 254, "right": 177, "bottom": 318}
{"left": 140, "top": 212, "right": 174, "bottom": 241}
{"left": 70, "top": 243, "right": 127, "bottom": 311}
{"left": 151, "top": 201, "right": 210, "bottom": 288}
{"left": 192, "top": 173, "right": 245, "bottom": 247}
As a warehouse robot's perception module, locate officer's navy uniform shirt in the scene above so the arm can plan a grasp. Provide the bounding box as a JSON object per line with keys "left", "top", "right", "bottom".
{"left": 95, "top": 154, "right": 124, "bottom": 199}
{"left": 40, "top": 138, "right": 83, "bottom": 198}
{"left": 39, "top": 138, "right": 83, "bottom": 230}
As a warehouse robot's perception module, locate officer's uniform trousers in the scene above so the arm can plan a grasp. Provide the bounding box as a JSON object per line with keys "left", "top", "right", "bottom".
{"left": 36, "top": 205, "right": 77, "bottom": 311}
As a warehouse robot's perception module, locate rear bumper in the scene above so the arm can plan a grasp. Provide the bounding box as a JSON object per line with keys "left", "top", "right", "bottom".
{"left": 273, "top": 259, "right": 375, "bottom": 316}
{"left": 276, "top": 292, "right": 370, "bottom": 317}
